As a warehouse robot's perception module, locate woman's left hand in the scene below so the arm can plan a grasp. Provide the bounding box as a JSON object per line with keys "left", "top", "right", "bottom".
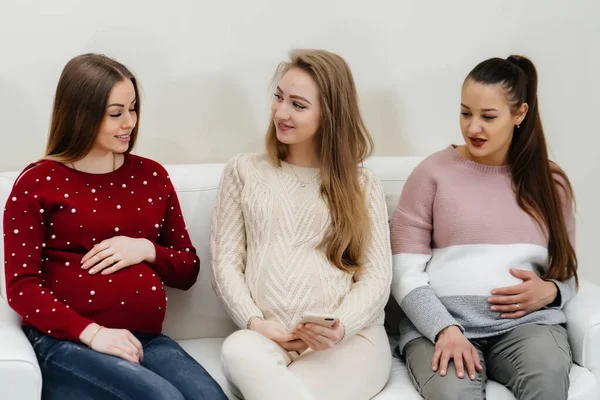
{"left": 488, "top": 268, "right": 558, "bottom": 319}
{"left": 81, "top": 236, "right": 156, "bottom": 275}
{"left": 291, "top": 320, "right": 345, "bottom": 351}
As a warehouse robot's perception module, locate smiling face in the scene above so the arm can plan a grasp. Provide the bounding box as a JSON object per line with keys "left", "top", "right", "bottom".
{"left": 271, "top": 67, "right": 321, "bottom": 148}
{"left": 93, "top": 79, "right": 138, "bottom": 154}
{"left": 459, "top": 78, "right": 528, "bottom": 165}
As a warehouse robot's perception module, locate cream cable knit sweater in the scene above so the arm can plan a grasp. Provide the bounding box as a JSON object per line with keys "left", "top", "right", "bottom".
{"left": 210, "top": 153, "right": 392, "bottom": 338}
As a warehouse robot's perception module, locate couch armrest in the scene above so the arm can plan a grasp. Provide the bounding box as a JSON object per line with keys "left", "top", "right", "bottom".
{"left": 0, "top": 299, "right": 42, "bottom": 400}
{"left": 564, "top": 279, "right": 600, "bottom": 381}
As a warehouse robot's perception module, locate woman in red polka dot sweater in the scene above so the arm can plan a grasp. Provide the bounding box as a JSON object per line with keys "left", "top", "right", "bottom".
{"left": 3, "top": 54, "right": 227, "bottom": 400}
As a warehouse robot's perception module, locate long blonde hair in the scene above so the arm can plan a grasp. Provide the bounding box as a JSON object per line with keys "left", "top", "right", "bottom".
{"left": 266, "top": 49, "right": 374, "bottom": 273}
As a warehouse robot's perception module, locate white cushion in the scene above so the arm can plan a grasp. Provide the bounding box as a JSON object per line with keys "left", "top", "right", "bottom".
{"left": 161, "top": 164, "right": 238, "bottom": 339}
{"left": 0, "top": 299, "right": 42, "bottom": 400}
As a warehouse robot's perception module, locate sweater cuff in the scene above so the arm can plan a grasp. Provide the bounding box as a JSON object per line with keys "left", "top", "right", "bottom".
{"left": 400, "top": 286, "right": 463, "bottom": 344}
{"left": 547, "top": 279, "right": 575, "bottom": 309}
{"left": 151, "top": 243, "right": 171, "bottom": 272}
{"left": 228, "top": 303, "right": 264, "bottom": 330}
{"left": 337, "top": 315, "right": 362, "bottom": 340}
{"left": 66, "top": 316, "right": 96, "bottom": 343}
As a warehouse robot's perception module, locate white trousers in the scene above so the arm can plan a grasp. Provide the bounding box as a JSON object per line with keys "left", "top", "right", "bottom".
{"left": 221, "top": 324, "right": 392, "bottom": 400}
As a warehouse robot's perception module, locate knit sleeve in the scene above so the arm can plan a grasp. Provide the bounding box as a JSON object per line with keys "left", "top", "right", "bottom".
{"left": 390, "top": 161, "right": 462, "bottom": 343}
{"left": 150, "top": 166, "right": 200, "bottom": 290}
{"left": 210, "top": 155, "right": 264, "bottom": 328}
{"left": 333, "top": 170, "right": 392, "bottom": 338}
{"left": 3, "top": 165, "right": 93, "bottom": 341}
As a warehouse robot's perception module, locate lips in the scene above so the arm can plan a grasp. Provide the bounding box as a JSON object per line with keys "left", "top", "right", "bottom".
{"left": 115, "top": 134, "right": 131, "bottom": 142}
{"left": 469, "top": 137, "right": 487, "bottom": 148}
{"left": 276, "top": 121, "right": 294, "bottom": 132}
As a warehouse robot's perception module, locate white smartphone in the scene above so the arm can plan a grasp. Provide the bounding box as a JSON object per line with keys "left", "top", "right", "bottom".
{"left": 294, "top": 312, "right": 339, "bottom": 328}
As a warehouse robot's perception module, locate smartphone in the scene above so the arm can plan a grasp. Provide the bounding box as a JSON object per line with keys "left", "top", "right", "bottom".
{"left": 294, "top": 312, "right": 339, "bottom": 328}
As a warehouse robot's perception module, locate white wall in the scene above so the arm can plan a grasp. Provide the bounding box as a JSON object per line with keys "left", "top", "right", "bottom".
{"left": 1, "top": 0, "right": 599, "bottom": 284}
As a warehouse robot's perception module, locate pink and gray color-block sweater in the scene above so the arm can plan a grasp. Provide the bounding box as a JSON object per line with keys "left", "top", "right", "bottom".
{"left": 390, "top": 146, "right": 576, "bottom": 353}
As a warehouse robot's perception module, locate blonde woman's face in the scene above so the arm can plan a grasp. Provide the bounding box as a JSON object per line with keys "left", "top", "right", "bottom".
{"left": 271, "top": 68, "right": 321, "bottom": 147}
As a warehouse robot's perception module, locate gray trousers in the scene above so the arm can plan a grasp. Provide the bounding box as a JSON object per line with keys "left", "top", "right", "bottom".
{"left": 404, "top": 324, "right": 572, "bottom": 400}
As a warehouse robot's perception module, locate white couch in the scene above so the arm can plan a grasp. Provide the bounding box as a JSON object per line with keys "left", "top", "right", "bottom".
{"left": 1, "top": 156, "right": 599, "bottom": 400}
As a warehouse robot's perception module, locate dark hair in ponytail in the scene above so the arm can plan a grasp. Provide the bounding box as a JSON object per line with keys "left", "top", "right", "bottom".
{"left": 466, "top": 55, "right": 577, "bottom": 284}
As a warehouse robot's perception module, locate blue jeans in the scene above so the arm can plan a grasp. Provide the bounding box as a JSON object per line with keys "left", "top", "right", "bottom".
{"left": 24, "top": 326, "right": 228, "bottom": 400}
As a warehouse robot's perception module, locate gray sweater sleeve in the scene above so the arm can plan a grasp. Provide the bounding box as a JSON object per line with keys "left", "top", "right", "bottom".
{"left": 400, "top": 285, "right": 463, "bottom": 343}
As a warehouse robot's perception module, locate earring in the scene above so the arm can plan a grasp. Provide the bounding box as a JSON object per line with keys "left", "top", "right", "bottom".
{"left": 517, "top": 124, "right": 520, "bottom": 129}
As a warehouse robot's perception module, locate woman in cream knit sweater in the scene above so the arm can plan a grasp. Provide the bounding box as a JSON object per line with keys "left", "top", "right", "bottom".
{"left": 211, "top": 49, "right": 393, "bottom": 400}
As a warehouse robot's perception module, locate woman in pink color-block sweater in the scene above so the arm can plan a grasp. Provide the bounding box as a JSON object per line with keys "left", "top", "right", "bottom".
{"left": 390, "top": 56, "right": 577, "bottom": 400}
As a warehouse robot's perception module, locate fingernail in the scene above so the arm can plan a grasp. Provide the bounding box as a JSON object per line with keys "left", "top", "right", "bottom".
{"left": 441, "top": 370, "right": 446, "bottom": 375}
{"left": 500, "top": 314, "right": 505, "bottom": 318}
{"left": 491, "top": 290, "right": 496, "bottom": 294}
{"left": 471, "top": 374, "right": 476, "bottom": 380}
{"left": 89, "top": 269, "right": 95, "bottom": 274}
{"left": 458, "top": 372, "right": 463, "bottom": 378}
{"left": 490, "top": 306, "right": 496, "bottom": 311}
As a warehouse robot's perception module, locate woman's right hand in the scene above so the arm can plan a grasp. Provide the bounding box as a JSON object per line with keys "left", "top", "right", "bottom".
{"left": 433, "top": 325, "right": 483, "bottom": 380}
{"left": 79, "top": 323, "right": 144, "bottom": 363}
{"left": 249, "top": 318, "right": 297, "bottom": 344}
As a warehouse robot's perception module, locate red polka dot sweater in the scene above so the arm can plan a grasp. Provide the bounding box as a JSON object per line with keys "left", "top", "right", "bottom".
{"left": 3, "top": 154, "right": 200, "bottom": 341}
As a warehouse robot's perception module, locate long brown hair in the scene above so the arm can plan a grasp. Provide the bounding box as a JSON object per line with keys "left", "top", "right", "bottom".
{"left": 266, "top": 49, "right": 374, "bottom": 273}
{"left": 45, "top": 53, "right": 140, "bottom": 162}
{"left": 467, "top": 56, "right": 577, "bottom": 284}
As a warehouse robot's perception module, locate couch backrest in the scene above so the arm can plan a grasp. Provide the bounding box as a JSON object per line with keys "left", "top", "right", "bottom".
{"left": 0, "top": 156, "right": 423, "bottom": 339}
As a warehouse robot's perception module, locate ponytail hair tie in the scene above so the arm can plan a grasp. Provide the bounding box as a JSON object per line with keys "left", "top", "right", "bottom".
{"left": 506, "top": 56, "right": 520, "bottom": 65}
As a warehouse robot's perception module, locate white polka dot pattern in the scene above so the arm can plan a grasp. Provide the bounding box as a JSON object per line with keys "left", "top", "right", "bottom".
{"left": 3, "top": 155, "right": 199, "bottom": 340}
